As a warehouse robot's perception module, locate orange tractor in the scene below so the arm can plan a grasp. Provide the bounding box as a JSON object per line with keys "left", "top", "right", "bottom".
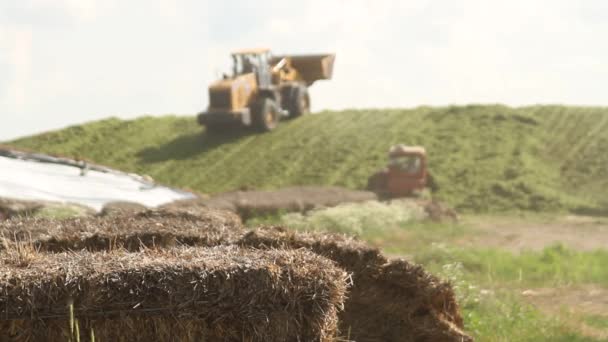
{"left": 367, "top": 145, "right": 438, "bottom": 198}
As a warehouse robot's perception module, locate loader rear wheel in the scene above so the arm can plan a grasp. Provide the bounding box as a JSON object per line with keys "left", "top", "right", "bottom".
{"left": 253, "top": 98, "right": 280, "bottom": 132}
{"left": 288, "top": 85, "right": 310, "bottom": 118}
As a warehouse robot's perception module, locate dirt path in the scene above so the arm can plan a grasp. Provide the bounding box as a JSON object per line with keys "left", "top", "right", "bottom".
{"left": 459, "top": 215, "right": 608, "bottom": 253}
{"left": 521, "top": 285, "right": 608, "bottom": 340}
{"left": 456, "top": 215, "right": 608, "bottom": 339}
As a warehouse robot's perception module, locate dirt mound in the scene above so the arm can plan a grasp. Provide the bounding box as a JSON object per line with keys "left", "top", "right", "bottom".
{"left": 194, "top": 186, "right": 378, "bottom": 220}
{"left": 0, "top": 212, "right": 471, "bottom": 341}
{"left": 0, "top": 246, "right": 347, "bottom": 342}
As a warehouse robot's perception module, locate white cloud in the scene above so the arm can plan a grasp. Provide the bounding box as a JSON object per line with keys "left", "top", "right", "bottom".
{"left": 1, "top": 27, "right": 32, "bottom": 110}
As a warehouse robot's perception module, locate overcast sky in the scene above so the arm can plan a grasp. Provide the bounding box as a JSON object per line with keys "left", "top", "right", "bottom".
{"left": 1, "top": 0, "right": 607, "bottom": 140}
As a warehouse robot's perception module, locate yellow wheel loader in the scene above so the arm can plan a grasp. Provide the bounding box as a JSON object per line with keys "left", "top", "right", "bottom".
{"left": 197, "top": 48, "right": 335, "bottom": 132}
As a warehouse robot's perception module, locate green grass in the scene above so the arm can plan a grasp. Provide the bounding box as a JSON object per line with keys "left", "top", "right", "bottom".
{"left": 461, "top": 292, "right": 599, "bottom": 342}
{"left": 417, "top": 244, "right": 608, "bottom": 287}
{"left": 442, "top": 260, "right": 598, "bottom": 341}
{"left": 247, "top": 200, "right": 469, "bottom": 255}
{"left": 259, "top": 202, "right": 608, "bottom": 288}
{"left": 32, "top": 205, "right": 92, "bottom": 219}
{"left": 7, "top": 105, "right": 608, "bottom": 213}
{"left": 583, "top": 314, "right": 608, "bottom": 330}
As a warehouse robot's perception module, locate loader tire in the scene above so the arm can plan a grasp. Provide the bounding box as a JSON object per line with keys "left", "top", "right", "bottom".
{"left": 252, "top": 98, "right": 280, "bottom": 132}
{"left": 288, "top": 84, "right": 310, "bottom": 118}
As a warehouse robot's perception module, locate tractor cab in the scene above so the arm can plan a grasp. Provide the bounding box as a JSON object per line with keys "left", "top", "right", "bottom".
{"left": 230, "top": 48, "right": 272, "bottom": 88}
{"left": 387, "top": 145, "right": 426, "bottom": 174}
{"left": 368, "top": 145, "right": 432, "bottom": 198}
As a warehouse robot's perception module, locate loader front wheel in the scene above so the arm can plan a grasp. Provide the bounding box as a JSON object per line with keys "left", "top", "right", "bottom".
{"left": 253, "top": 98, "right": 280, "bottom": 132}
{"left": 288, "top": 85, "right": 310, "bottom": 118}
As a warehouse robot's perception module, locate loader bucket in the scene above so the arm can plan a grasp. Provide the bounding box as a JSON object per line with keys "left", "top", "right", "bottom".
{"left": 273, "top": 54, "right": 336, "bottom": 86}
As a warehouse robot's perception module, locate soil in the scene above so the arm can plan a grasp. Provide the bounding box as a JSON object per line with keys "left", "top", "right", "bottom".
{"left": 170, "top": 186, "right": 460, "bottom": 223}
{"left": 459, "top": 215, "right": 608, "bottom": 253}
{"left": 521, "top": 285, "right": 608, "bottom": 340}
{"left": 186, "top": 186, "right": 379, "bottom": 220}
{"left": 460, "top": 215, "right": 608, "bottom": 339}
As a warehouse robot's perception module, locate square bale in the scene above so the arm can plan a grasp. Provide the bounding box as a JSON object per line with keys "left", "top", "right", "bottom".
{"left": 0, "top": 245, "right": 347, "bottom": 342}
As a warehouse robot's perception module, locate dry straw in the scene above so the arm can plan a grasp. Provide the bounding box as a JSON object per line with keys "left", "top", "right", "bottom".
{"left": 0, "top": 245, "right": 347, "bottom": 341}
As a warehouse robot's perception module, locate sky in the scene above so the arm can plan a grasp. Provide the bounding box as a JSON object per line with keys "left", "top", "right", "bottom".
{"left": 1, "top": 0, "right": 607, "bottom": 140}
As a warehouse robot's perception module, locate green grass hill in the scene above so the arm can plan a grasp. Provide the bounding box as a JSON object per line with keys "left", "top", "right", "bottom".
{"left": 8, "top": 105, "right": 608, "bottom": 213}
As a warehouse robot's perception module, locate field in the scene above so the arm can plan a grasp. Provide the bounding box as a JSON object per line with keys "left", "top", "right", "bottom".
{"left": 4, "top": 105, "right": 608, "bottom": 340}
{"left": 10, "top": 105, "right": 608, "bottom": 213}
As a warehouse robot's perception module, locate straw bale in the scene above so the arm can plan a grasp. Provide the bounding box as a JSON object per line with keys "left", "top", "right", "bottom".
{"left": 0, "top": 214, "right": 471, "bottom": 341}
{"left": 237, "top": 227, "right": 472, "bottom": 341}
{"left": 0, "top": 246, "right": 347, "bottom": 342}
{"left": 0, "top": 208, "right": 242, "bottom": 252}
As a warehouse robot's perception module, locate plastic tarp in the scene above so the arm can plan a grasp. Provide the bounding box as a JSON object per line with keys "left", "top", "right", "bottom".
{"left": 0, "top": 152, "right": 196, "bottom": 211}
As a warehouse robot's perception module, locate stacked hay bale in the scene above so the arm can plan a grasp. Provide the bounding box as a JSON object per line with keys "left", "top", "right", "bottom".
{"left": 238, "top": 227, "right": 469, "bottom": 341}
{"left": 0, "top": 209, "right": 472, "bottom": 341}
{"left": 3, "top": 208, "right": 243, "bottom": 252}
{"left": 0, "top": 246, "right": 346, "bottom": 341}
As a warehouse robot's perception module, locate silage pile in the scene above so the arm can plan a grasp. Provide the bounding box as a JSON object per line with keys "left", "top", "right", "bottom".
{"left": 0, "top": 208, "right": 472, "bottom": 341}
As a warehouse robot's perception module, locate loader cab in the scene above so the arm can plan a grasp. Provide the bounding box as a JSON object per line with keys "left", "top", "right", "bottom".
{"left": 231, "top": 48, "right": 272, "bottom": 89}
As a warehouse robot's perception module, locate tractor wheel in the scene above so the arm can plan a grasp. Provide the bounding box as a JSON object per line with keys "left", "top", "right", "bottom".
{"left": 252, "top": 98, "right": 280, "bottom": 132}
{"left": 288, "top": 84, "right": 310, "bottom": 118}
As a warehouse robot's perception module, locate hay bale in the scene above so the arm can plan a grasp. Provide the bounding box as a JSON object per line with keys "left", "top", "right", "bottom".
{"left": 0, "top": 214, "right": 471, "bottom": 341}
{"left": 0, "top": 208, "right": 242, "bottom": 252}
{"left": 238, "top": 227, "right": 471, "bottom": 341}
{"left": 0, "top": 246, "right": 347, "bottom": 342}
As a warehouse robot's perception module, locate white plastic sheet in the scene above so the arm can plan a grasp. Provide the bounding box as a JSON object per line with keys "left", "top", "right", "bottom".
{"left": 0, "top": 154, "right": 195, "bottom": 211}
